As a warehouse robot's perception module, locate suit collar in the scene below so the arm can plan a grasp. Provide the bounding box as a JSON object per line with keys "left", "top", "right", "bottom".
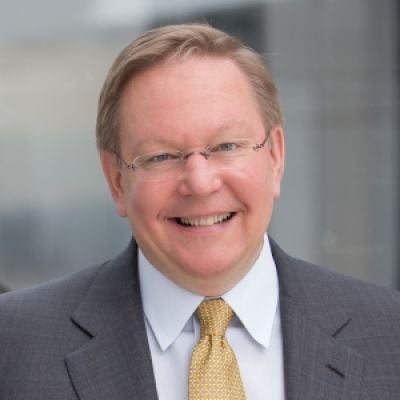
{"left": 70, "top": 241, "right": 140, "bottom": 335}
{"left": 271, "top": 240, "right": 364, "bottom": 400}
{"left": 271, "top": 240, "right": 350, "bottom": 336}
{"left": 66, "top": 239, "right": 158, "bottom": 400}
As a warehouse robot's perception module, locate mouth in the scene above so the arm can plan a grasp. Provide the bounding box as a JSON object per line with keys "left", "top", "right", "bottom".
{"left": 175, "top": 212, "right": 235, "bottom": 227}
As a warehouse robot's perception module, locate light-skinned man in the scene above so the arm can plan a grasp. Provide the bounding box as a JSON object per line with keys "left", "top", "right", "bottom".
{"left": 0, "top": 23, "right": 399, "bottom": 400}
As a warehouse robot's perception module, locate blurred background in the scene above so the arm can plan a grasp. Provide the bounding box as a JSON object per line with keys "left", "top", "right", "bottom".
{"left": 0, "top": 0, "right": 398, "bottom": 291}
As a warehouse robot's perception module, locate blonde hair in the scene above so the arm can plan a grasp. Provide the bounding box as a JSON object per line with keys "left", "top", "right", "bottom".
{"left": 96, "top": 23, "right": 282, "bottom": 153}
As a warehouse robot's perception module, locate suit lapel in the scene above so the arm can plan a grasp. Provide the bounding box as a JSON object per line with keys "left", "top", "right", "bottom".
{"left": 280, "top": 293, "right": 364, "bottom": 400}
{"left": 272, "top": 241, "right": 364, "bottom": 400}
{"left": 65, "top": 241, "right": 158, "bottom": 400}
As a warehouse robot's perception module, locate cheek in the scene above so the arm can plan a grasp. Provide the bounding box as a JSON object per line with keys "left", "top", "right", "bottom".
{"left": 126, "top": 188, "right": 158, "bottom": 243}
{"left": 128, "top": 183, "right": 154, "bottom": 219}
{"left": 126, "top": 180, "right": 171, "bottom": 227}
{"left": 231, "top": 158, "right": 273, "bottom": 196}
{"left": 232, "top": 161, "right": 275, "bottom": 218}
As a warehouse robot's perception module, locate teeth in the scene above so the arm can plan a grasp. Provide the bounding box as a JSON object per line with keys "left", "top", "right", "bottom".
{"left": 179, "top": 212, "right": 232, "bottom": 227}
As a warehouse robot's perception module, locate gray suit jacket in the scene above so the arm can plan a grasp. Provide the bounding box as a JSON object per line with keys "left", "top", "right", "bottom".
{"left": 0, "top": 239, "right": 399, "bottom": 399}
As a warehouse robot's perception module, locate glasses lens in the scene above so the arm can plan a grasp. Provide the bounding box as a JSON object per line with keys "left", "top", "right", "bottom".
{"left": 136, "top": 168, "right": 182, "bottom": 182}
{"left": 208, "top": 139, "right": 255, "bottom": 169}
{"left": 134, "top": 151, "right": 183, "bottom": 182}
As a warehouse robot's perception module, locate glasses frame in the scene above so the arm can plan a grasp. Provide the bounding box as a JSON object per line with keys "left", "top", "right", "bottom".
{"left": 115, "top": 131, "right": 271, "bottom": 180}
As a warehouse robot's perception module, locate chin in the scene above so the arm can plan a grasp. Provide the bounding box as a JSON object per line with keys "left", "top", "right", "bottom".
{"left": 182, "top": 258, "right": 238, "bottom": 279}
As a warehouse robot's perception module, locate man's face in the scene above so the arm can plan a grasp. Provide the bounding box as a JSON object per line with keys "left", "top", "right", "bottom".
{"left": 101, "top": 56, "right": 285, "bottom": 295}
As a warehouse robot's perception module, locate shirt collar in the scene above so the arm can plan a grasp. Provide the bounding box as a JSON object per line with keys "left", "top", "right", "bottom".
{"left": 222, "top": 236, "right": 279, "bottom": 348}
{"left": 138, "top": 252, "right": 203, "bottom": 351}
{"left": 138, "top": 234, "right": 279, "bottom": 351}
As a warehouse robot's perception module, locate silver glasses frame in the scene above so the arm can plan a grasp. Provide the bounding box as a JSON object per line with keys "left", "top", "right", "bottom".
{"left": 115, "top": 133, "right": 270, "bottom": 181}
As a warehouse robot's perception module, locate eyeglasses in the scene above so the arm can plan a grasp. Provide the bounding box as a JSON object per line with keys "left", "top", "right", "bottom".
{"left": 116, "top": 134, "right": 270, "bottom": 182}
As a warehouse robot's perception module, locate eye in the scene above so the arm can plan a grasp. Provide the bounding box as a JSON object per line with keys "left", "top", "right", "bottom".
{"left": 212, "top": 142, "right": 241, "bottom": 152}
{"left": 149, "top": 153, "right": 177, "bottom": 162}
{"left": 211, "top": 140, "right": 250, "bottom": 153}
{"left": 137, "top": 152, "right": 181, "bottom": 170}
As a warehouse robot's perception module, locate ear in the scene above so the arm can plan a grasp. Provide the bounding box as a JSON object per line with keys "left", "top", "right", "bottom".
{"left": 267, "top": 123, "right": 285, "bottom": 198}
{"left": 100, "top": 151, "right": 128, "bottom": 217}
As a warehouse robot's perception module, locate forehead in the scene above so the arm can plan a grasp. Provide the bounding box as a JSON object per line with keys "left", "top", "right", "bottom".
{"left": 119, "top": 56, "right": 263, "bottom": 149}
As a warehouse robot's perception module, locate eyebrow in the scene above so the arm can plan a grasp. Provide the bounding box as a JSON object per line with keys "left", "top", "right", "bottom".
{"left": 128, "top": 120, "right": 252, "bottom": 153}
{"left": 127, "top": 136, "right": 178, "bottom": 155}
{"left": 214, "top": 120, "right": 250, "bottom": 135}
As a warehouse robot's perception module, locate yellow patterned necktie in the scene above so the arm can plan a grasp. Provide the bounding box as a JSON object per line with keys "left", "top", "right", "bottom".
{"left": 189, "top": 298, "right": 246, "bottom": 400}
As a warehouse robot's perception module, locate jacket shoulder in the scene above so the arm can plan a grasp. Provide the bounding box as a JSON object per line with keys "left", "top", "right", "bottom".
{"left": 0, "top": 239, "right": 137, "bottom": 323}
{"left": 0, "top": 263, "right": 103, "bottom": 330}
{"left": 271, "top": 240, "right": 400, "bottom": 335}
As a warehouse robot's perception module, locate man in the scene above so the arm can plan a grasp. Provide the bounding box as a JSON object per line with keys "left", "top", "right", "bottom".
{"left": 0, "top": 23, "right": 399, "bottom": 400}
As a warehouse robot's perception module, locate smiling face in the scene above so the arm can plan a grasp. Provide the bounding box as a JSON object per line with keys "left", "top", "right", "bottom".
{"left": 101, "top": 56, "right": 285, "bottom": 296}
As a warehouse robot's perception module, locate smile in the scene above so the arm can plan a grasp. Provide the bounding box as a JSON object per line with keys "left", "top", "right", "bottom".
{"left": 176, "top": 212, "right": 234, "bottom": 227}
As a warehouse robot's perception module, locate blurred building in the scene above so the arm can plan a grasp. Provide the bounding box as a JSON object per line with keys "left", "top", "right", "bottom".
{"left": 0, "top": 282, "right": 8, "bottom": 294}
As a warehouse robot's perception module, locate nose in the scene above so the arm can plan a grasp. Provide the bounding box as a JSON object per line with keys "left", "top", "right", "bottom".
{"left": 177, "top": 152, "right": 223, "bottom": 196}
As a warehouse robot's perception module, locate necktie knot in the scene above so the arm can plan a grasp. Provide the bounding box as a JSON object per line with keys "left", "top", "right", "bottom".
{"left": 197, "top": 298, "right": 233, "bottom": 337}
{"left": 190, "top": 298, "right": 246, "bottom": 399}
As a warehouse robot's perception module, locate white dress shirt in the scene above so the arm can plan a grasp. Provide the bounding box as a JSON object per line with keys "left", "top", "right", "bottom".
{"left": 138, "top": 234, "right": 285, "bottom": 400}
